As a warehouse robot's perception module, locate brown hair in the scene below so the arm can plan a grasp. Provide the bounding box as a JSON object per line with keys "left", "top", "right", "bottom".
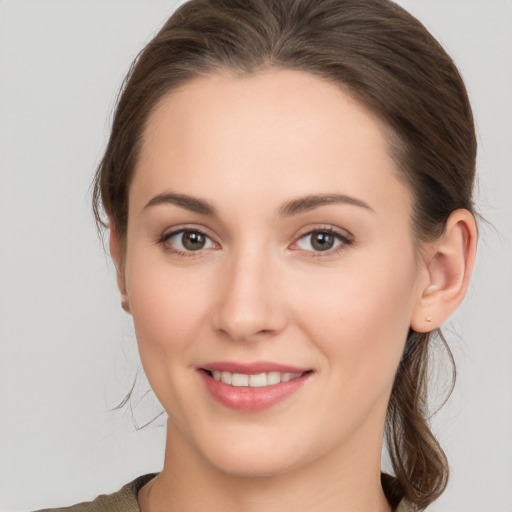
{"left": 92, "top": 0, "right": 476, "bottom": 508}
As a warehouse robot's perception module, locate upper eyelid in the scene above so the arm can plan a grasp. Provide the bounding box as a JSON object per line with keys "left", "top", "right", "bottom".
{"left": 289, "top": 226, "right": 354, "bottom": 253}
{"left": 158, "top": 227, "right": 219, "bottom": 256}
{"left": 160, "top": 224, "right": 216, "bottom": 240}
{"left": 156, "top": 226, "right": 218, "bottom": 251}
{"left": 293, "top": 225, "right": 353, "bottom": 241}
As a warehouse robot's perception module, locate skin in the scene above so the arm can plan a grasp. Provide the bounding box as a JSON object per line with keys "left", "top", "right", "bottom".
{"left": 111, "top": 69, "right": 477, "bottom": 512}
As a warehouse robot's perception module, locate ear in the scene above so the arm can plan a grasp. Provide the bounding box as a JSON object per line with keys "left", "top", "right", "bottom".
{"left": 411, "top": 209, "right": 477, "bottom": 333}
{"left": 109, "top": 219, "right": 131, "bottom": 314}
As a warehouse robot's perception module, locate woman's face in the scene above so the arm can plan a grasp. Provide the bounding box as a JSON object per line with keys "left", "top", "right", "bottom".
{"left": 120, "top": 69, "right": 429, "bottom": 476}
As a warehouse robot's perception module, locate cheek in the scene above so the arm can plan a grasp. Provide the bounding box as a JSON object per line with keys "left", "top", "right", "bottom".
{"left": 124, "top": 255, "right": 221, "bottom": 419}
{"left": 294, "top": 252, "right": 417, "bottom": 387}
{"left": 124, "top": 249, "right": 212, "bottom": 368}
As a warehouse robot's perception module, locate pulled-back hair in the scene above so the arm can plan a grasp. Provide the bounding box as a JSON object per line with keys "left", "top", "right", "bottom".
{"left": 92, "top": 0, "right": 476, "bottom": 508}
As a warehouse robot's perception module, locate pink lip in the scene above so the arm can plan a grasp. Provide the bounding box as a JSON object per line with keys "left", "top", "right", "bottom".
{"left": 198, "top": 361, "right": 312, "bottom": 413}
{"left": 201, "top": 361, "right": 310, "bottom": 374}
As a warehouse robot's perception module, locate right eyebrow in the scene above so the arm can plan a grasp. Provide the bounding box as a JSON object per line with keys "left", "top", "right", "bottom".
{"left": 143, "top": 192, "right": 216, "bottom": 216}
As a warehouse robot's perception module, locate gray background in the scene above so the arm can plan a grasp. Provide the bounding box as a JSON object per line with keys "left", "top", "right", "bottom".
{"left": 0, "top": 1, "right": 511, "bottom": 511}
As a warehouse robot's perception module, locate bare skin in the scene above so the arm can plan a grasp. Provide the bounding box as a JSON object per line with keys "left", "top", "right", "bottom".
{"left": 110, "top": 69, "right": 477, "bottom": 512}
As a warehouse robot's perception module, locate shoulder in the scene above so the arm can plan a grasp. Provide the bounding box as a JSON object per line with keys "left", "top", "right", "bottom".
{"left": 34, "top": 474, "right": 157, "bottom": 512}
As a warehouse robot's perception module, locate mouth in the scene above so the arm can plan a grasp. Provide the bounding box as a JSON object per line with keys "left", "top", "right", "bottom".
{"left": 198, "top": 363, "right": 313, "bottom": 412}
{"left": 202, "top": 369, "right": 306, "bottom": 387}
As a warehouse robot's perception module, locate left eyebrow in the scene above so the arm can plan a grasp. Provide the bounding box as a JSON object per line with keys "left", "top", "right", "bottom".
{"left": 278, "top": 194, "right": 374, "bottom": 217}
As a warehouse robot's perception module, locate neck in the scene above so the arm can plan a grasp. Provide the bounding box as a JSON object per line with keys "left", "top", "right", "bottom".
{"left": 142, "top": 420, "right": 392, "bottom": 512}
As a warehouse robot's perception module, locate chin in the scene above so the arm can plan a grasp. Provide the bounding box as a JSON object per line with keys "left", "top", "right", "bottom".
{"left": 191, "top": 423, "right": 317, "bottom": 478}
{"left": 208, "top": 450, "right": 300, "bottom": 479}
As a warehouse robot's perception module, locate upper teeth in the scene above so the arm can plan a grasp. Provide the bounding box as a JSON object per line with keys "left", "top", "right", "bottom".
{"left": 212, "top": 371, "right": 302, "bottom": 387}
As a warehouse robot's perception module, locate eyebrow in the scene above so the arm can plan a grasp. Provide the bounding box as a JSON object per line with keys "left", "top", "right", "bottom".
{"left": 143, "top": 192, "right": 216, "bottom": 215}
{"left": 278, "top": 194, "right": 374, "bottom": 216}
{"left": 143, "top": 191, "right": 373, "bottom": 217}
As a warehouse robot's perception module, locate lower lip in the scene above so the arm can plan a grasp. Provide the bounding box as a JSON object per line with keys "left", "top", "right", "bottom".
{"left": 199, "top": 371, "right": 310, "bottom": 412}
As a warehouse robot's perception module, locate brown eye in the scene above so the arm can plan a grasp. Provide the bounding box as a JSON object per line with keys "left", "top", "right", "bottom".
{"left": 310, "top": 232, "right": 335, "bottom": 251}
{"left": 295, "top": 229, "right": 349, "bottom": 253}
{"left": 182, "top": 231, "right": 206, "bottom": 250}
{"left": 164, "top": 229, "right": 215, "bottom": 253}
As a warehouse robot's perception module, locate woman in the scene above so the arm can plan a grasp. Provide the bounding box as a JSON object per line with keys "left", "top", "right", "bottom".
{"left": 40, "top": 0, "right": 478, "bottom": 510}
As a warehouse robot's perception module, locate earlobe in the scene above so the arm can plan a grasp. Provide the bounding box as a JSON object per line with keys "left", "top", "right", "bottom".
{"left": 411, "top": 209, "right": 477, "bottom": 333}
{"left": 109, "top": 219, "right": 131, "bottom": 314}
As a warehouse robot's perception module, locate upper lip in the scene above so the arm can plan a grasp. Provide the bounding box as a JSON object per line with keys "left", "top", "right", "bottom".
{"left": 200, "top": 361, "right": 311, "bottom": 374}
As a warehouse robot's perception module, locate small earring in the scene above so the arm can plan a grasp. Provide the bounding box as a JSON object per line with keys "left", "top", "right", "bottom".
{"left": 425, "top": 316, "right": 432, "bottom": 323}
{"left": 121, "top": 294, "right": 130, "bottom": 313}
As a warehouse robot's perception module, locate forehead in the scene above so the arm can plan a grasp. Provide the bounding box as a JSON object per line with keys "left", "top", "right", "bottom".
{"left": 132, "top": 69, "right": 411, "bottom": 219}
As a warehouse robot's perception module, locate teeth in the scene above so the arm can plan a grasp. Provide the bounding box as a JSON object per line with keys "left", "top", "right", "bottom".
{"left": 266, "top": 371, "right": 281, "bottom": 385}
{"left": 211, "top": 371, "right": 303, "bottom": 387}
{"left": 231, "top": 373, "right": 249, "bottom": 386}
{"left": 249, "top": 373, "right": 266, "bottom": 387}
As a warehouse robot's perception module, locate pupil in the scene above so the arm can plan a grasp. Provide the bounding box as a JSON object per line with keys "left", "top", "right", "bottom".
{"left": 182, "top": 231, "right": 205, "bottom": 250}
{"left": 312, "top": 232, "right": 334, "bottom": 251}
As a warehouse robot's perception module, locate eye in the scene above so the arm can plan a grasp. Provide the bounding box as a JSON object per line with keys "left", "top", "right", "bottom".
{"left": 162, "top": 229, "right": 216, "bottom": 253}
{"left": 294, "top": 229, "right": 351, "bottom": 253}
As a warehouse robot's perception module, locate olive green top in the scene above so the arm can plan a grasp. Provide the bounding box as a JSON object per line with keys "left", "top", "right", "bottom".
{"left": 36, "top": 473, "right": 414, "bottom": 512}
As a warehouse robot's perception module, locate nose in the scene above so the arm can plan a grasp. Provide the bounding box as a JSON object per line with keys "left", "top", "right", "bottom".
{"left": 212, "top": 246, "right": 288, "bottom": 342}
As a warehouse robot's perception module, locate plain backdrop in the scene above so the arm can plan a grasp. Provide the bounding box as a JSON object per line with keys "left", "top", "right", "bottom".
{"left": 0, "top": 1, "right": 511, "bottom": 511}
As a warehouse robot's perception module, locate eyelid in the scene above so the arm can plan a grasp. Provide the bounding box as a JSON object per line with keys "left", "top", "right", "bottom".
{"left": 289, "top": 225, "right": 354, "bottom": 254}
{"left": 157, "top": 224, "right": 220, "bottom": 255}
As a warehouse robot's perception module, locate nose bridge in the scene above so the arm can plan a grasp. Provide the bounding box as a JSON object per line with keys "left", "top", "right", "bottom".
{"left": 213, "top": 240, "right": 285, "bottom": 341}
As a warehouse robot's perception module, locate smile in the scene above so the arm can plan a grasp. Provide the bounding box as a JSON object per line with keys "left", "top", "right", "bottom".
{"left": 210, "top": 370, "right": 303, "bottom": 387}
{"left": 199, "top": 363, "right": 313, "bottom": 412}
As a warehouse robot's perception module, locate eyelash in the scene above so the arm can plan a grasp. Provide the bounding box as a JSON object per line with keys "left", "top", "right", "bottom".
{"left": 157, "top": 227, "right": 218, "bottom": 257}
{"left": 291, "top": 227, "right": 354, "bottom": 256}
{"left": 157, "top": 226, "right": 353, "bottom": 257}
